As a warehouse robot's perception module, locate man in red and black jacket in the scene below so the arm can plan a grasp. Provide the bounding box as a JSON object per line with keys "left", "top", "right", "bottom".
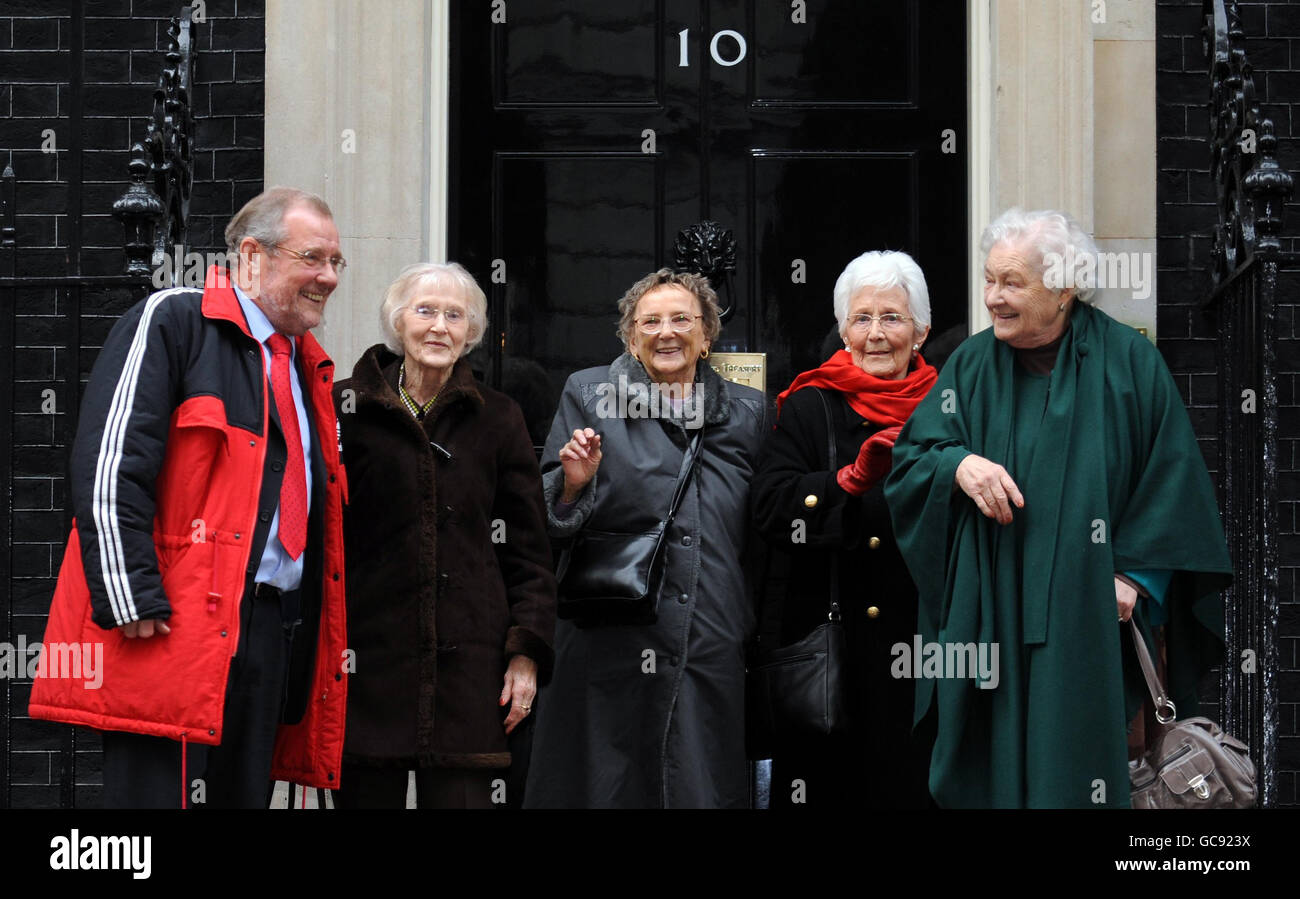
{"left": 29, "top": 187, "right": 350, "bottom": 807}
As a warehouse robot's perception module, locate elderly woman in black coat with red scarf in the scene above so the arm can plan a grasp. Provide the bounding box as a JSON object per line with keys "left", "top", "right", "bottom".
{"left": 332, "top": 262, "right": 556, "bottom": 808}
{"left": 751, "top": 250, "right": 938, "bottom": 810}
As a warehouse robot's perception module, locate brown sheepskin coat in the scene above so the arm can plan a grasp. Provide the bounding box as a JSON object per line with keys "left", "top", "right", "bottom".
{"left": 333, "top": 346, "right": 556, "bottom": 768}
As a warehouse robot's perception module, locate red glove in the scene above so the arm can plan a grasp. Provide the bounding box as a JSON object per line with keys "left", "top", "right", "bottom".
{"left": 836, "top": 426, "right": 902, "bottom": 496}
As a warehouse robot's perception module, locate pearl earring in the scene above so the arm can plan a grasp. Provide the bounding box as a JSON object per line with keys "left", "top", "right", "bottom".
{"left": 912, "top": 344, "right": 920, "bottom": 352}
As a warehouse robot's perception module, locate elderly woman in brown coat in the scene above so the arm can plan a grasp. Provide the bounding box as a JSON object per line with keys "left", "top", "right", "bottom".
{"left": 332, "top": 262, "right": 556, "bottom": 808}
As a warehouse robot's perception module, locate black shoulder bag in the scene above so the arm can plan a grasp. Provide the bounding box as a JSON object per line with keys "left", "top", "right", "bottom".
{"left": 556, "top": 429, "right": 704, "bottom": 627}
{"left": 747, "top": 388, "right": 851, "bottom": 752}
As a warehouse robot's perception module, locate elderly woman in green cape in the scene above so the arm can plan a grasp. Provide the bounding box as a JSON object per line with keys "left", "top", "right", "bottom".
{"left": 883, "top": 208, "right": 1232, "bottom": 808}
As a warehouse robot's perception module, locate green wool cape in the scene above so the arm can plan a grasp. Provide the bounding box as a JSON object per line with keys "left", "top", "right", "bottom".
{"left": 883, "top": 302, "right": 1232, "bottom": 808}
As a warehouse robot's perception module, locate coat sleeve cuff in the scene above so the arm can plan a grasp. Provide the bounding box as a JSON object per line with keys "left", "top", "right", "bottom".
{"left": 505, "top": 625, "right": 555, "bottom": 683}
{"left": 937, "top": 446, "right": 972, "bottom": 499}
{"left": 542, "top": 466, "right": 596, "bottom": 538}
{"left": 91, "top": 598, "right": 172, "bottom": 631}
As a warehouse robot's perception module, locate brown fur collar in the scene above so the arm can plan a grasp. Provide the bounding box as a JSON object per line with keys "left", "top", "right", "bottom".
{"left": 348, "top": 344, "right": 484, "bottom": 427}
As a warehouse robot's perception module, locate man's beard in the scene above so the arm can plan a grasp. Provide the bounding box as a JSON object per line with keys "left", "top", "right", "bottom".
{"left": 261, "top": 284, "right": 327, "bottom": 334}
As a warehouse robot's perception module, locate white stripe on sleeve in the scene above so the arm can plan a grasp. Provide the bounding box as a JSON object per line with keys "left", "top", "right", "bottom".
{"left": 91, "top": 288, "right": 189, "bottom": 626}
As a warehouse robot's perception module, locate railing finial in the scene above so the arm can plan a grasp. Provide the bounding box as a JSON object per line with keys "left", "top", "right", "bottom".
{"left": 110, "top": 7, "right": 196, "bottom": 277}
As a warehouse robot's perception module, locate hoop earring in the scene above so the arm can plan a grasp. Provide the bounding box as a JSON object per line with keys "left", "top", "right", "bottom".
{"left": 700, "top": 348, "right": 709, "bottom": 359}
{"left": 1058, "top": 302, "right": 1066, "bottom": 312}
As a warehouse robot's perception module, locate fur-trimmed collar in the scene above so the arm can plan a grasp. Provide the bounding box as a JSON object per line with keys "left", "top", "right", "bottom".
{"left": 349, "top": 344, "right": 483, "bottom": 423}
{"left": 608, "top": 352, "right": 731, "bottom": 427}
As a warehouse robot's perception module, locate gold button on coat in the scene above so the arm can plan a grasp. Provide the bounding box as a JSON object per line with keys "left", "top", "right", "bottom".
{"left": 868, "top": 536, "right": 881, "bottom": 549}
{"left": 867, "top": 606, "right": 880, "bottom": 619}
{"left": 804, "top": 494, "right": 819, "bottom": 509}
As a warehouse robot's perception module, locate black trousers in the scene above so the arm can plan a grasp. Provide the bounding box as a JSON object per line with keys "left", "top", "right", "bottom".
{"left": 101, "top": 585, "right": 295, "bottom": 809}
{"left": 332, "top": 765, "right": 503, "bottom": 809}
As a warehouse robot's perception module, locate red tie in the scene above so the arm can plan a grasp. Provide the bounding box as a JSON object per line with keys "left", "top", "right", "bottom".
{"left": 267, "top": 334, "right": 307, "bottom": 560}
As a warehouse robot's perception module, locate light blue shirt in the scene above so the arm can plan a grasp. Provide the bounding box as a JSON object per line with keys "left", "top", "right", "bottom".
{"left": 235, "top": 285, "right": 313, "bottom": 591}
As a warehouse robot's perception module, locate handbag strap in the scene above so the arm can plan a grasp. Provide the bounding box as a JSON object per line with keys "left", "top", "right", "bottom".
{"left": 813, "top": 389, "right": 841, "bottom": 622}
{"left": 664, "top": 428, "right": 704, "bottom": 527}
{"left": 1128, "top": 618, "right": 1176, "bottom": 723}
{"left": 555, "top": 427, "right": 701, "bottom": 584}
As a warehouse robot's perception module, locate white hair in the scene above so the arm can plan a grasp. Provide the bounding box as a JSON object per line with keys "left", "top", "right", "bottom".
{"left": 379, "top": 262, "right": 488, "bottom": 355}
{"left": 980, "top": 207, "right": 1100, "bottom": 303}
{"left": 832, "top": 250, "right": 932, "bottom": 340}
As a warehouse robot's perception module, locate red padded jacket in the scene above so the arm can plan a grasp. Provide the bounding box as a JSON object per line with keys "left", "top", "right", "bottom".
{"left": 28, "top": 267, "right": 349, "bottom": 789}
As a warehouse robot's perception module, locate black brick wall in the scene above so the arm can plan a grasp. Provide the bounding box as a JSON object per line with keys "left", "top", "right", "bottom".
{"left": 1, "top": 0, "right": 264, "bottom": 809}
{"left": 1158, "top": 0, "right": 1299, "bottom": 808}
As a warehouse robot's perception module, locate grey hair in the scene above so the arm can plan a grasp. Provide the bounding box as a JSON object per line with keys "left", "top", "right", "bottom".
{"left": 616, "top": 268, "right": 723, "bottom": 348}
{"left": 980, "top": 207, "right": 1100, "bottom": 303}
{"left": 224, "top": 186, "right": 333, "bottom": 255}
{"left": 379, "top": 262, "right": 489, "bottom": 356}
{"left": 832, "top": 250, "right": 932, "bottom": 341}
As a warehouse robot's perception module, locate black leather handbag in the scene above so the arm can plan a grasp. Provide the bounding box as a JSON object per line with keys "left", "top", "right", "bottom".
{"left": 556, "top": 429, "right": 703, "bottom": 627}
{"left": 747, "top": 389, "right": 851, "bottom": 754}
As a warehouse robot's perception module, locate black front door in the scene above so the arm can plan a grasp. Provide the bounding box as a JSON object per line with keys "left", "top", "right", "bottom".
{"left": 450, "top": 0, "right": 967, "bottom": 440}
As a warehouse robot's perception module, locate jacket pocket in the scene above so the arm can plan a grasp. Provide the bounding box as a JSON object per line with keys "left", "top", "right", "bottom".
{"left": 154, "top": 528, "right": 242, "bottom": 624}
{"left": 155, "top": 532, "right": 215, "bottom": 612}
{"left": 154, "top": 405, "right": 232, "bottom": 535}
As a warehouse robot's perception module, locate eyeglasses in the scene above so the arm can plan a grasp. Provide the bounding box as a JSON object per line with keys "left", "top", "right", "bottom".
{"left": 848, "top": 313, "right": 912, "bottom": 331}
{"left": 407, "top": 304, "right": 466, "bottom": 325}
{"left": 636, "top": 313, "right": 703, "bottom": 335}
{"left": 271, "top": 244, "right": 348, "bottom": 275}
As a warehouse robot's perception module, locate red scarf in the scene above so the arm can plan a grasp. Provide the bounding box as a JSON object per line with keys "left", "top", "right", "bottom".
{"left": 775, "top": 350, "right": 938, "bottom": 426}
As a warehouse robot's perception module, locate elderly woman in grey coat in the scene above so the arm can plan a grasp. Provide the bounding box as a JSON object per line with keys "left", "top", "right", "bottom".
{"left": 523, "top": 268, "right": 765, "bottom": 808}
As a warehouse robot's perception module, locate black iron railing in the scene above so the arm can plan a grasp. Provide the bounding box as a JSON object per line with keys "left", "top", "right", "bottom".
{"left": 0, "top": 4, "right": 197, "bottom": 809}
{"left": 1201, "top": 0, "right": 1294, "bottom": 808}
